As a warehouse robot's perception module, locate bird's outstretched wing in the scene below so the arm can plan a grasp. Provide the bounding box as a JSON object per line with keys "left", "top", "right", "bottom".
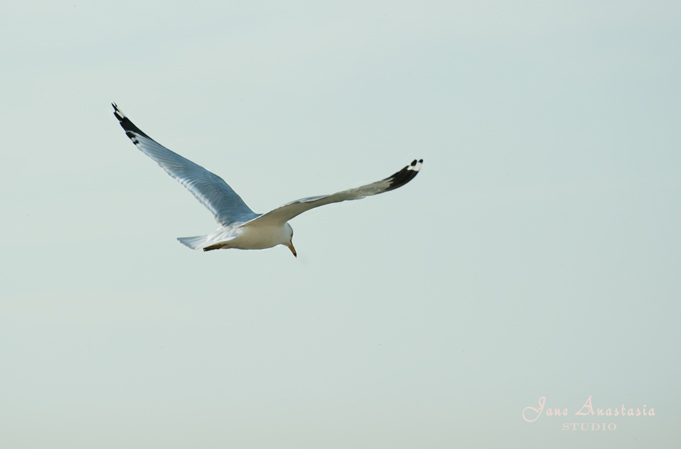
{"left": 112, "top": 103, "right": 257, "bottom": 226}
{"left": 243, "top": 159, "right": 423, "bottom": 228}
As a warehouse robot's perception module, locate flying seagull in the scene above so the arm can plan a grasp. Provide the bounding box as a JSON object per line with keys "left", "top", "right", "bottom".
{"left": 112, "top": 103, "right": 423, "bottom": 257}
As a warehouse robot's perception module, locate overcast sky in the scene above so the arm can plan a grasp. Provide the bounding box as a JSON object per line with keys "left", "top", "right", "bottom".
{"left": 1, "top": 1, "right": 680, "bottom": 448}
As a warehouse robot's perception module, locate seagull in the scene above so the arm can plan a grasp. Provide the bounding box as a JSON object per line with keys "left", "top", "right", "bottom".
{"left": 112, "top": 103, "right": 423, "bottom": 257}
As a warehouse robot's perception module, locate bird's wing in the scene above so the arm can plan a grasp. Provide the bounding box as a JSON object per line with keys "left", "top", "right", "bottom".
{"left": 112, "top": 104, "right": 257, "bottom": 226}
{"left": 242, "top": 159, "right": 423, "bottom": 228}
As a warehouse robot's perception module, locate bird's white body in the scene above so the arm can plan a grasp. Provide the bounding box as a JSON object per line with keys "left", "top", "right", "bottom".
{"left": 112, "top": 104, "right": 421, "bottom": 257}
{"left": 186, "top": 222, "right": 294, "bottom": 252}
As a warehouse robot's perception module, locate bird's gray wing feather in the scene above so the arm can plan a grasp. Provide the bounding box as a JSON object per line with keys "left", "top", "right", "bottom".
{"left": 242, "top": 159, "right": 423, "bottom": 228}
{"left": 113, "top": 104, "right": 257, "bottom": 226}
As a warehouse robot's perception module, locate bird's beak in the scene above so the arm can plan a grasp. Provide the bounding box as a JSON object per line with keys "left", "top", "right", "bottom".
{"left": 288, "top": 241, "right": 297, "bottom": 258}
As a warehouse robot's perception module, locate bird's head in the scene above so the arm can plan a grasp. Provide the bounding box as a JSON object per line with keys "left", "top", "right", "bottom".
{"left": 284, "top": 223, "right": 296, "bottom": 258}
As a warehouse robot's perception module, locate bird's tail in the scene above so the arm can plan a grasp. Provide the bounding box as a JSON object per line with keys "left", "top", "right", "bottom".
{"left": 177, "top": 235, "right": 211, "bottom": 250}
{"left": 178, "top": 228, "right": 239, "bottom": 251}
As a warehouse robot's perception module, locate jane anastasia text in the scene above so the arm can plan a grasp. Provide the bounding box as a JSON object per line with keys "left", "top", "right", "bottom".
{"left": 522, "top": 396, "right": 655, "bottom": 423}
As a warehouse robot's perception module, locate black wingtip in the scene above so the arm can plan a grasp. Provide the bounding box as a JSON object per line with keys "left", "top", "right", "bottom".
{"left": 112, "top": 103, "right": 125, "bottom": 122}
{"left": 112, "top": 103, "right": 150, "bottom": 139}
{"left": 384, "top": 159, "right": 423, "bottom": 192}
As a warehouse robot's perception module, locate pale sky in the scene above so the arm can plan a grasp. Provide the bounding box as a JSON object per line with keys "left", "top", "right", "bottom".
{"left": 1, "top": 1, "right": 680, "bottom": 448}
